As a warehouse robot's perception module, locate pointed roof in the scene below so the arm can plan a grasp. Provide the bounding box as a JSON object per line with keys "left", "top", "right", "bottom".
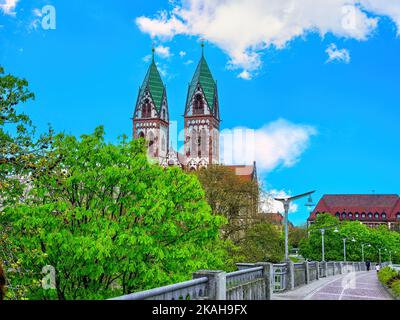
{"left": 138, "top": 52, "right": 165, "bottom": 113}
{"left": 186, "top": 50, "right": 217, "bottom": 113}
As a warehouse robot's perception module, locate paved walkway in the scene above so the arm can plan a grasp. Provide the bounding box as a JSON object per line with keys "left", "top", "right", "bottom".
{"left": 273, "top": 271, "right": 393, "bottom": 300}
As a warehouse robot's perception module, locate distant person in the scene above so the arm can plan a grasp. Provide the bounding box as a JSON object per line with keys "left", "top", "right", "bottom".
{"left": 376, "top": 263, "right": 381, "bottom": 273}
{"left": 0, "top": 262, "right": 6, "bottom": 300}
{"left": 366, "top": 260, "right": 371, "bottom": 271}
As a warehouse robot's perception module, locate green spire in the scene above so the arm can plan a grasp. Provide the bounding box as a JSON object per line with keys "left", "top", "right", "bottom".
{"left": 186, "top": 43, "right": 217, "bottom": 113}
{"left": 137, "top": 50, "right": 165, "bottom": 113}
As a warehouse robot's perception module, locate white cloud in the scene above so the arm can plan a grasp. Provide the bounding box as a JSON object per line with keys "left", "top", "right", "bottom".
{"left": 260, "top": 189, "right": 299, "bottom": 214}
{"left": 238, "top": 70, "right": 252, "bottom": 80}
{"left": 142, "top": 54, "right": 152, "bottom": 63}
{"left": 220, "top": 119, "right": 317, "bottom": 173}
{"left": 326, "top": 43, "right": 351, "bottom": 63}
{"left": 155, "top": 45, "right": 173, "bottom": 58}
{"left": 0, "top": 0, "right": 19, "bottom": 16}
{"left": 136, "top": 0, "right": 400, "bottom": 78}
{"left": 179, "top": 50, "right": 187, "bottom": 57}
{"left": 184, "top": 59, "right": 194, "bottom": 65}
{"left": 29, "top": 8, "right": 43, "bottom": 30}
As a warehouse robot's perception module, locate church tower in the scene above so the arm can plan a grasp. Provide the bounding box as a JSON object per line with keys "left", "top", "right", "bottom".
{"left": 133, "top": 49, "right": 169, "bottom": 163}
{"left": 184, "top": 44, "right": 220, "bottom": 170}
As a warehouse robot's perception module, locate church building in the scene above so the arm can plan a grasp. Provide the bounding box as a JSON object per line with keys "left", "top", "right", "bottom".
{"left": 133, "top": 45, "right": 257, "bottom": 181}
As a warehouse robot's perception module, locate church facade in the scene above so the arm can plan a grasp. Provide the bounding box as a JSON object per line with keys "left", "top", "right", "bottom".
{"left": 133, "top": 46, "right": 252, "bottom": 176}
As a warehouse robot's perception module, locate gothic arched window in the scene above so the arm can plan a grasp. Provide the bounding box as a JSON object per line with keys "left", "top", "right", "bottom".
{"left": 142, "top": 99, "right": 152, "bottom": 118}
{"left": 382, "top": 212, "right": 387, "bottom": 220}
{"left": 139, "top": 131, "right": 145, "bottom": 139}
{"left": 397, "top": 213, "right": 400, "bottom": 220}
{"left": 161, "top": 135, "right": 166, "bottom": 152}
{"left": 335, "top": 212, "right": 340, "bottom": 218}
{"left": 193, "top": 94, "right": 204, "bottom": 115}
{"left": 147, "top": 131, "right": 155, "bottom": 156}
{"left": 191, "top": 129, "right": 198, "bottom": 157}
{"left": 200, "top": 129, "right": 207, "bottom": 157}
{"left": 341, "top": 212, "right": 346, "bottom": 219}
{"left": 374, "top": 212, "right": 379, "bottom": 220}
{"left": 355, "top": 212, "right": 359, "bottom": 219}
{"left": 348, "top": 212, "right": 353, "bottom": 219}
{"left": 368, "top": 212, "right": 373, "bottom": 219}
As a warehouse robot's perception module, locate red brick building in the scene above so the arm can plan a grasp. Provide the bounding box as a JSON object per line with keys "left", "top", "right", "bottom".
{"left": 308, "top": 194, "right": 400, "bottom": 230}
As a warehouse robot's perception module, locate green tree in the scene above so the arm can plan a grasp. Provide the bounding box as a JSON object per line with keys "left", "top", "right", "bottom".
{"left": 1, "top": 128, "right": 230, "bottom": 300}
{"left": 300, "top": 213, "right": 400, "bottom": 263}
{"left": 0, "top": 66, "right": 54, "bottom": 198}
{"left": 235, "top": 222, "right": 284, "bottom": 263}
{"left": 194, "top": 165, "right": 259, "bottom": 243}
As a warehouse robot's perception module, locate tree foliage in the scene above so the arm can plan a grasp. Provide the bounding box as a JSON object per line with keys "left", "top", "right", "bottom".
{"left": 300, "top": 214, "right": 400, "bottom": 263}
{"left": 0, "top": 66, "right": 54, "bottom": 199}
{"left": 1, "top": 129, "right": 230, "bottom": 300}
{"left": 194, "top": 165, "right": 259, "bottom": 243}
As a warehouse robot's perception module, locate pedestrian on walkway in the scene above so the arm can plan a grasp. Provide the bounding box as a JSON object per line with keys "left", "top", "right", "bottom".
{"left": 366, "top": 260, "right": 371, "bottom": 271}
{"left": 375, "top": 263, "right": 381, "bottom": 273}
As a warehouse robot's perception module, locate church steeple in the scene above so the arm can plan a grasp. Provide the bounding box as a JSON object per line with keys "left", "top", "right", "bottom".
{"left": 183, "top": 43, "right": 221, "bottom": 170}
{"left": 133, "top": 49, "right": 169, "bottom": 162}
{"left": 184, "top": 45, "right": 219, "bottom": 119}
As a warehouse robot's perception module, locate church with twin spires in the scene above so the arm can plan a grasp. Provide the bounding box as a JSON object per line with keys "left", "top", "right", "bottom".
{"left": 133, "top": 45, "right": 257, "bottom": 181}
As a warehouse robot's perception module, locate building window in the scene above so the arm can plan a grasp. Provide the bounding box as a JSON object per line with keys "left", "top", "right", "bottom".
{"left": 374, "top": 213, "right": 379, "bottom": 220}
{"left": 361, "top": 212, "right": 366, "bottom": 219}
{"left": 397, "top": 213, "right": 400, "bottom": 220}
{"left": 341, "top": 213, "right": 346, "bottom": 219}
{"left": 162, "top": 109, "right": 166, "bottom": 121}
{"left": 335, "top": 212, "right": 340, "bottom": 218}
{"left": 142, "top": 99, "right": 152, "bottom": 118}
{"left": 382, "top": 213, "right": 387, "bottom": 219}
{"left": 139, "top": 132, "right": 145, "bottom": 139}
{"left": 193, "top": 94, "right": 204, "bottom": 115}
{"left": 348, "top": 212, "right": 353, "bottom": 219}
{"left": 368, "top": 212, "right": 373, "bottom": 219}
{"left": 355, "top": 212, "right": 359, "bottom": 219}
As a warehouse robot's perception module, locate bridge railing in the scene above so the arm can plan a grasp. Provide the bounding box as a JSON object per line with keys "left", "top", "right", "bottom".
{"left": 226, "top": 266, "right": 265, "bottom": 300}
{"left": 109, "top": 260, "right": 367, "bottom": 300}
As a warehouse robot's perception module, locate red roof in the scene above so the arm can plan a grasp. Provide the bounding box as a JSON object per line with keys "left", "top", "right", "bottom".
{"left": 224, "top": 163, "right": 257, "bottom": 182}
{"left": 309, "top": 194, "right": 400, "bottom": 221}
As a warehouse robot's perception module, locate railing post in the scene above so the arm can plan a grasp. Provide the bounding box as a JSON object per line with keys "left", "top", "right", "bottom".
{"left": 256, "top": 262, "right": 273, "bottom": 300}
{"left": 332, "top": 262, "right": 336, "bottom": 276}
{"left": 304, "top": 261, "right": 310, "bottom": 284}
{"left": 286, "top": 261, "right": 295, "bottom": 290}
{"left": 339, "top": 262, "right": 343, "bottom": 274}
{"left": 315, "top": 262, "right": 320, "bottom": 280}
{"left": 193, "top": 270, "right": 226, "bottom": 300}
{"left": 321, "top": 261, "right": 327, "bottom": 278}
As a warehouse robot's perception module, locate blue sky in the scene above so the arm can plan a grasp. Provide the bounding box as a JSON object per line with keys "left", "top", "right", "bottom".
{"left": 1, "top": 0, "right": 400, "bottom": 225}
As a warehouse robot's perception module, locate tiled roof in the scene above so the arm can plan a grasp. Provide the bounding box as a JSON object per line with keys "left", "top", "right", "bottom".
{"left": 186, "top": 55, "right": 217, "bottom": 113}
{"left": 309, "top": 194, "right": 400, "bottom": 221}
{"left": 138, "top": 59, "right": 165, "bottom": 113}
{"left": 224, "top": 164, "right": 257, "bottom": 182}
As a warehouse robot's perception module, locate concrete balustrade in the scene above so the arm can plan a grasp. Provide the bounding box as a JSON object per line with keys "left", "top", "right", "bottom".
{"left": 109, "top": 261, "right": 367, "bottom": 301}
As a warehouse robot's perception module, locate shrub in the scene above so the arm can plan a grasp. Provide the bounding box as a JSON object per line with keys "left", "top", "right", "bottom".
{"left": 391, "top": 280, "right": 400, "bottom": 297}
{"left": 378, "top": 267, "right": 398, "bottom": 285}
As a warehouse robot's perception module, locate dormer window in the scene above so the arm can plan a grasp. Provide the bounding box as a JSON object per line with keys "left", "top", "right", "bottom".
{"left": 361, "top": 212, "right": 366, "bottom": 219}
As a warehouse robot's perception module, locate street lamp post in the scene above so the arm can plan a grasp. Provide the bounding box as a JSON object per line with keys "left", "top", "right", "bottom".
{"left": 378, "top": 248, "right": 381, "bottom": 265}
{"left": 343, "top": 238, "right": 347, "bottom": 262}
{"left": 321, "top": 229, "right": 325, "bottom": 262}
{"left": 275, "top": 191, "right": 316, "bottom": 262}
